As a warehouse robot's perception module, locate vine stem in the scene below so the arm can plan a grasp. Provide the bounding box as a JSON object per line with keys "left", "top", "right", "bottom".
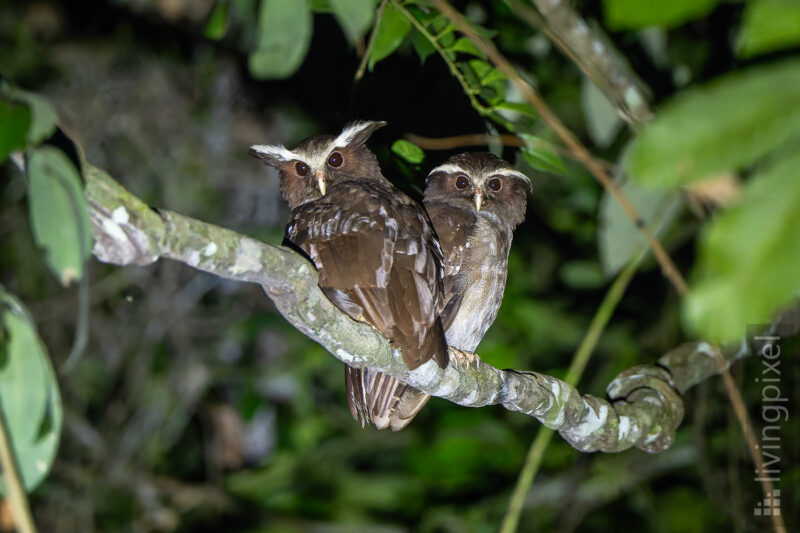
{"left": 0, "top": 396, "right": 37, "bottom": 533}
{"left": 429, "top": 0, "right": 688, "bottom": 296}
{"left": 499, "top": 250, "right": 643, "bottom": 533}
{"left": 713, "top": 349, "right": 787, "bottom": 533}
{"left": 354, "top": 0, "right": 388, "bottom": 82}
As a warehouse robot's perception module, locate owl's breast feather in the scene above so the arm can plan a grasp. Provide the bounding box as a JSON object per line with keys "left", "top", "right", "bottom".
{"left": 444, "top": 215, "right": 510, "bottom": 352}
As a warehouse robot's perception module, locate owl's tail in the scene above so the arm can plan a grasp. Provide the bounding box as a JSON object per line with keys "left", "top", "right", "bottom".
{"left": 344, "top": 366, "right": 431, "bottom": 431}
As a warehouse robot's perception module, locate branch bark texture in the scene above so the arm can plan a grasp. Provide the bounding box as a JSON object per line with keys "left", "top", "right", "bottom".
{"left": 84, "top": 162, "right": 750, "bottom": 454}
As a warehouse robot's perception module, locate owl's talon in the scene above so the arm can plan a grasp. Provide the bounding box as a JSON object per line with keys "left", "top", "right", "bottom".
{"left": 449, "top": 348, "right": 483, "bottom": 370}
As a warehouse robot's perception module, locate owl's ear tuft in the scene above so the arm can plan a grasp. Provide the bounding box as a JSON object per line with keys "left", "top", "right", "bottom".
{"left": 502, "top": 169, "right": 533, "bottom": 191}
{"left": 249, "top": 144, "right": 298, "bottom": 166}
{"left": 335, "top": 120, "right": 388, "bottom": 148}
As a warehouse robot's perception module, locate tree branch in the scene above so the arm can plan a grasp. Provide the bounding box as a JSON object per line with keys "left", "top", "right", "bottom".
{"left": 79, "top": 156, "right": 772, "bottom": 455}
{"left": 511, "top": 0, "right": 653, "bottom": 127}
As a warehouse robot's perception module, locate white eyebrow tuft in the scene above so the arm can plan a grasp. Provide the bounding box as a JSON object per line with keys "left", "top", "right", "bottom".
{"left": 249, "top": 144, "right": 301, "bottom": 162}
{"left": 428, "top": 163, "right": 468, "bottom": 176}
{"left": 331, "top": 121, "right": 373, "bottom": 148}
{"left": 491, "top": 169, "right": 532, "bottom": 187}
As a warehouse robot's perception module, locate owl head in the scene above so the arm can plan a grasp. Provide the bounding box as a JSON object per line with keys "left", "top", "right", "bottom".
{"left": 424, "top": 152, "right": 531, "bottom": 228}
{"left": 249, "top": 120, "right": 387, "bottom": 209}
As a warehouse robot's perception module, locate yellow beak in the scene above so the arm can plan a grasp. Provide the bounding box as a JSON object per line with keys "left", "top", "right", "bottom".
{"left": 474, "top": 189, "right": 483, "bottom": 211}
{"left": 315, "top": 170, "right": 327, "bottom": 196}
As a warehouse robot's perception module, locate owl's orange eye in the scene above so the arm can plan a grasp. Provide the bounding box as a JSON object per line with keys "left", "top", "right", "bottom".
{"left": 295, "top": 162, "right": 310, "bottom": 176}
{"left": 327, "top": 152, "right": 343, "bottom": 168}
{"left": 487, "top": 177, "right": 503, "bottom": 192}
{"left": 455, "top": 175, "right": 470, "bottom": 190}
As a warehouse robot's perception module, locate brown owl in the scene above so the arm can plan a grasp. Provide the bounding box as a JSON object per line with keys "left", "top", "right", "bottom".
{"left": 376, "top": 152, "right": 531, "bottom": 420}
{"left": 249, "top": 121, "right": 448, "bottom": 431}
{"left": 424, "top": 152, "right": 530, "bottom": 350}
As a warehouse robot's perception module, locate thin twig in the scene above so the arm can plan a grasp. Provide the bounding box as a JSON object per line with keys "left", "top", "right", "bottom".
{"left": 0, "top": 397, "right": 37, "bottom": 533}
{"left": 429, "top": 0, "right": 688, "bottom": 295}
{"left": 407, "top": 132, "right": 526, "bottom": 149}
{"left": 500, "top": 249, "right": 644, "bottom": 533}
{"left": 713, "top": 348, "right": 787, "bottom": 533}
{"left": 354, "top": 0, "right": 388, "bottom": 82}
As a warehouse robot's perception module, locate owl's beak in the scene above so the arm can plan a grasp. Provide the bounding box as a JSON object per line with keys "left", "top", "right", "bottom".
{"left": 474, "top": 188, "right": 484, "bottom": 211}
{"left": 315, "top": 170, "right": 327, "bottom": 196}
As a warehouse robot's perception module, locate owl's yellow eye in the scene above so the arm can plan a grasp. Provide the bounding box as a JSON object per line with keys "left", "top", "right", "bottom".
{"left": 487, "top": 177, "right": 503, "bottom": 192}
{"left": 295, "top": 162, "right": 310, "bottom": 176}
{"left": 455, "top": 175, "right": 470, "bottom": 190}
{"left": 327, "top": 152, "right": 343, "bottom": 168}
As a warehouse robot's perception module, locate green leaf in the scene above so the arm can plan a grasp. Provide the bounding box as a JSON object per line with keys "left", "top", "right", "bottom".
{"left": 429, "top": 15, "right": 456, "bottom": 47}
{"left": 0, "top": 99, "right": 31, "bottom": 163}
{"left": 1, "top": 85, "right": 58, "bottom": 145}
{"left": 329, "top": 0, "right": 374, "bottom": 43}
{"left": 204, "top": 0, "right": 229, "bottom": 40}
{"left": 684, "top": 150, "right": 800, "bottom": 342}
{"left": 519, "top": 135, "right": 566, "bottom": 174}
{"left": 467, "top": 59, "right": 492, "bottom": 81}
{"left": 479, "top": 84, "right": 506, "bottom": 106}
{"left": 520, "top": 148, "right": 564, "bottom": 174}
{"left": 448, "top": 37, "right": 486, "bottom": 59}
{"left": 486, "top": 111, "right": 516, "bottom": 133}
{"left": 492, "top": 101, "right": 537, "bottom": 118}
{"left": 249, "top": 0, "right": 313, "bottom": 79}
{"left": 26, "top": 146, "right": 93, "bottom": 286}
{"left": 368, "top": 3, "right": 411, "bottom": 70}
{"left": 604, "top": 0, "right": 718, "bottom": 30}
{"left": 737, "top": 0, "right": 800, "bottom": 59}
{"left": 458, "top": 62, "right": 481, "bottom": 92}
{"left": 410, "top": 28, "right": 435, "bottom": 64}
{"left": 581, "top": 77, "right": 623, "bottom": 148}
{"left": 391, "top": 139, "right": 425, "bottom": 164}
{"left": 598, "top": 177, "right": 683, "bottom": 277}
{"left": 465, "top": 59, "right": 505, "bottom": 87}
{"left": 624, "top": 58, "right": 800, "bottom": 188}
{"left": 0, "top": 289, "right": 62, "bottom": 494}
{"left": 463, "top": 60, "right": 506, "bottom": 105}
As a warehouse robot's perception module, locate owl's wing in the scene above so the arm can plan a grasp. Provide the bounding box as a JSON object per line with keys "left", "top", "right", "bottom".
{"left": 288, "top": 184, "right": 447, "bottom": 370}
{"left": 426, "top": 203, "right": 477, "bottom": 332}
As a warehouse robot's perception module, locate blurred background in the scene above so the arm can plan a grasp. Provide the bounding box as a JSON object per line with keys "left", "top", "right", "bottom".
{"left": 1, "top": 1, "right": 798, "bottom": 532}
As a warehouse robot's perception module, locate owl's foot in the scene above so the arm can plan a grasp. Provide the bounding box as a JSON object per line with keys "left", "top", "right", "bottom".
{"left": 449, "top": 347, "right": 483, "bottom": 371}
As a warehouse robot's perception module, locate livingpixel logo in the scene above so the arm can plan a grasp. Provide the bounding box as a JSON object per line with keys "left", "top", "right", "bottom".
{"left": 752, "top": 333, "right": 786, "bottom": 518}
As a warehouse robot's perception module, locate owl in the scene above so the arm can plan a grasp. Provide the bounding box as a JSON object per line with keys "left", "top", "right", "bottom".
{"left": 367, "top": 152, "right": 532, "bottom": 427}
{"left": 424, "top": 152, "right": 531, "bottom": 351}
{"left": 249, "top": 121, "right": 448, "bottom": 431}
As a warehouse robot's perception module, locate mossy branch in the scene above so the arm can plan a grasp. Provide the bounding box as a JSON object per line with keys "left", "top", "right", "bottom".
{"left": 81, "top": 157, "right": 766, "bottom": 455}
